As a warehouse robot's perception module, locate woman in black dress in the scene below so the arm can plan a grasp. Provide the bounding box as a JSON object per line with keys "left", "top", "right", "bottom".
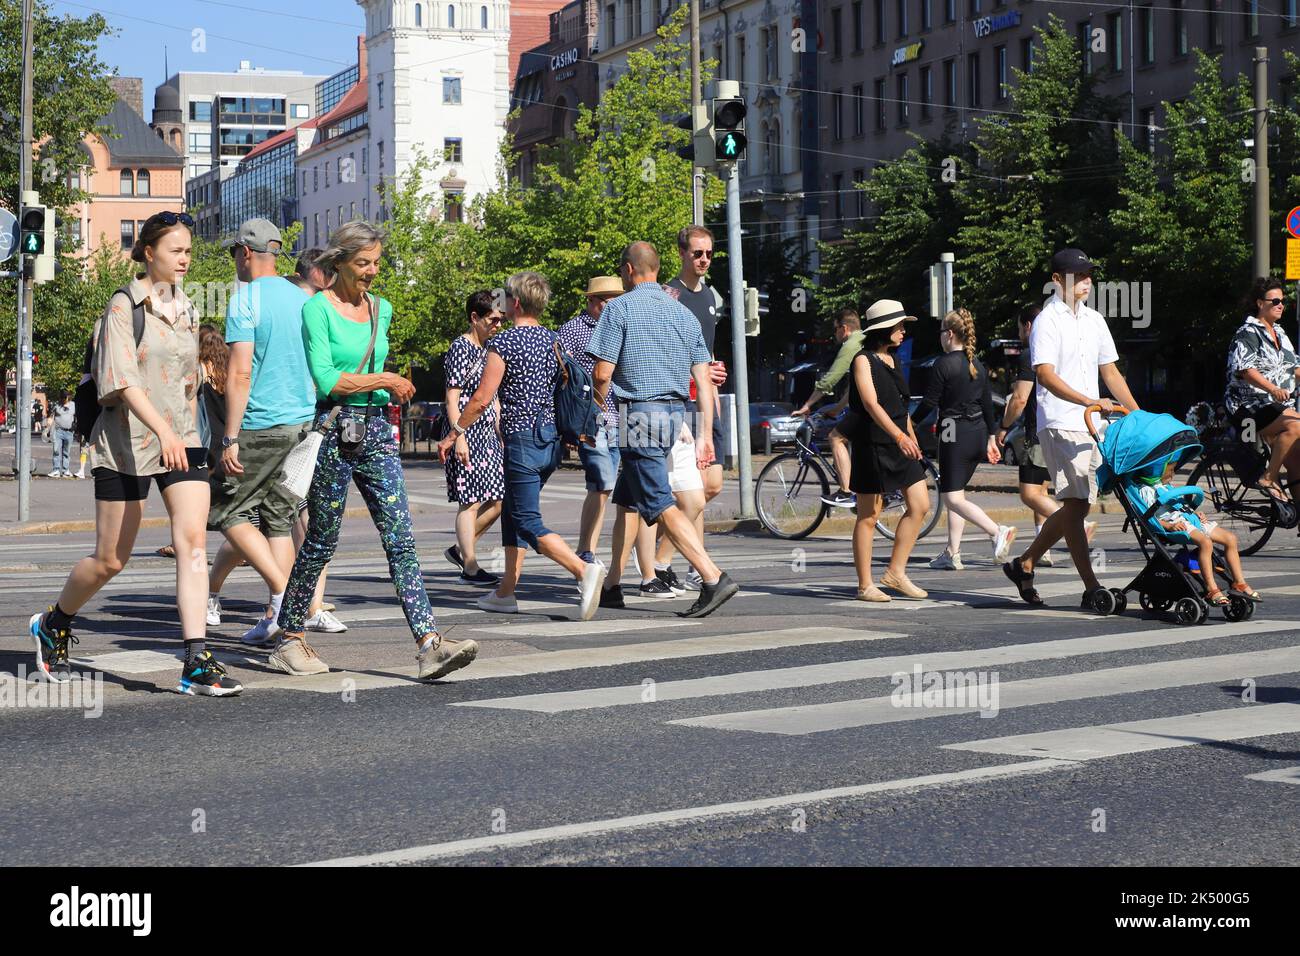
{"left": 848, "top": 300, "right": 929, "bottom": 602}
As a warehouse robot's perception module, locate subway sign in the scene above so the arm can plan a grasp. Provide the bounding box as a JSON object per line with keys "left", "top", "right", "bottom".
{"left": 973, "top": 10, "right": 1021, "bottom": 37}
{"left": 891, "top": 40, "right": 923, "bottom": 67}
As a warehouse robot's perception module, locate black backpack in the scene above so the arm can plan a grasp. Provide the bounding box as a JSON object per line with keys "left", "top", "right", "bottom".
{"left": 551, "top": 339, "right": 601, "bottom": 447}
{"left": 74, "top": 287, "right": 145, "bottom": 443}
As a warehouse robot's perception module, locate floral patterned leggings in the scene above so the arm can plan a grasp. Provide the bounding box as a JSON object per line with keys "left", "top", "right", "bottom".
{"left": 279, "top": 412, "right": 437, "bottom": 641}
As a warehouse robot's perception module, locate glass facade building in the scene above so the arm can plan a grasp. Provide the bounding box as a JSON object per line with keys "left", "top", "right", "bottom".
{"left": 316, "top": 65, "right": 360, "bottom": 117}
{"left": 222, "top": 138, "right": 298, "bottom": 237}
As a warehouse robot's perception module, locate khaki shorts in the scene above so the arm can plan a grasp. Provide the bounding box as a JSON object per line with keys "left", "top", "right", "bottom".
{"left": 1039, "top": 427, "right": 1102, "bottom": 503}
{"left": 207, "top": 421, "right": 311, "bottom": 536}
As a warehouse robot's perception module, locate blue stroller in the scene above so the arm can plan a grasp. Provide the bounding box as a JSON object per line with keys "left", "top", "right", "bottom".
{"left": 1089, "top": 406, "right": 1257, "bottom": 625}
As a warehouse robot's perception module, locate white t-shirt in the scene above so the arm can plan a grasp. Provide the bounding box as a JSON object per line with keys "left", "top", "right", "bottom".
{"left": 1030, "top": 293, "right": 1119, "bottom": 433}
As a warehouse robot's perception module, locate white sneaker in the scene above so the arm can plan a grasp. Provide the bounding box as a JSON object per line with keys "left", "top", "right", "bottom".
{"left": 578, "top": 561, "right": 607, "bottom": 621}
{"left": 304, "top": 609, "right": 348, "bottom": 633}
{"left": 240, "top": 616, "right": 281, "bottom": 646}
{"left": 477, "top": 591, "right": 518, "bottom": 614}
{"left": 992, "top": 525, "right": 1017, "bottom": 561}
{"left": 1039, "top": 550, "right": 1055, "bottom": 568}
{"left": 47, "top": 470, "right": 61, "bottom": 478}
{"left": 929, "top": 549, "right": 964, "bottom": 570}
{"left": 206, "top": 596, "right": 222, "bottom": 626}
{"left": 684, "top": 568, "right": 704, "bottom": 591}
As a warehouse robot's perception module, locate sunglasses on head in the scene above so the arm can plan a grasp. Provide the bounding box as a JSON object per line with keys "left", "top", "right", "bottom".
{"left": 691, "top": 249, "right": 713, "bottom": 260}
{"left": 146, "top": 211, "right": 195, "bottom": 229}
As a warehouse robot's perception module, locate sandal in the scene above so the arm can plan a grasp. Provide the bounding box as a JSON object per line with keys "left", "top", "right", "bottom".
{"left": 1002, "top": 559, "right": 1044, "bottom": 605}
{"left": 155, "top": 545, "right": 176, "bottom": 558}
{"left": 1231, "top": 582, "right": 1262, "bottom": 601}
{"left": 1205, "top": 588, "right": 1230, "bottom": 607}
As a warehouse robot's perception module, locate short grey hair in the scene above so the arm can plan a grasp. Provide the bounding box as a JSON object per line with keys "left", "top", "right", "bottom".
{"left": 318, "top": 221, "right": 384, "bottom": 275}
{"left": 506, "top": 271, "right": 551, "bottom": 317}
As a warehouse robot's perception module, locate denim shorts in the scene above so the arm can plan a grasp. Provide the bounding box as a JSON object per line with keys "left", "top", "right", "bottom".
{"left": 501, "top": 421, "right": 563, "bottom": 551}
{"left": 612, "top": 401, "right": 684, "bottom": 524}
{"left": 578, "top": 422, "right": 621, "bottom": 492}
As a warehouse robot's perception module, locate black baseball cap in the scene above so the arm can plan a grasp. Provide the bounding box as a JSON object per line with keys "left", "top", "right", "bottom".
{"left": 1051, "top": 248, "right": 1095, "bottom": 276}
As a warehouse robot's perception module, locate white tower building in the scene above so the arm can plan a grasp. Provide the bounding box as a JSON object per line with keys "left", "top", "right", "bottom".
{"left": 358, "top": 0, "right": 511, "bottom": 220}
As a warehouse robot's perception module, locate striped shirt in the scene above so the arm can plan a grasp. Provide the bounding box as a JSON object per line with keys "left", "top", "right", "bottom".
{"left": 586, "top": 282, "right": 711, "bottom": 403}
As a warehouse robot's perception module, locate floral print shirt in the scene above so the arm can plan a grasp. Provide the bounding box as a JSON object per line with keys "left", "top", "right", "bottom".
{"left": 90, "top": 276, "right": 200, "bottom": 476}
{"left": 1225, "top": 316, "right": 1299, "bottom": 414}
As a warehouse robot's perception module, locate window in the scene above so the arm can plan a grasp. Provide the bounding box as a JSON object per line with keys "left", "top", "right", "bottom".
{"left": 302, "top": 171, "right": 308, "bottom": 194}
{"left": 995, "top": 45, "right": 1007, "bottom": 100}
{"left": 444, "top": 137, "right": 463, "bottom": 163}
{"left": 447, "top": 4, "right": 455, "bottom": 27}
{"left": 874, "top": 77, "right": 886, "bottom": 130}
{"left": 350, "top": 201, "right": 356, "bottom": 220}
{"left": 362, "top": 146, "right": 368, "bottom": 174}
{"left": 853, "top": 1, "right": 864, "bottom": 50}
{"left": 443, "top": 77, "right": 462, "bottom": 104}
{"left": 119, "top": 169, "right": 133, "bottom": 196}
{"left": 1244, "top": 0, "right": 1259, "bottom": 37}
{"left": 189, "top": 100, "right": 212, "bottom": 122}
{"left": 854, "top": 168, "right": 866, "bottom": 219}
{"left": 896, "top": 0, "right": 907, "bottom": 37}
{"left": 833, "top": 173, "right": 843, "bottom": 220}
{"left": 921, "top": 0, "right": 932, "bottom": 30}
{"left": 968, "top": 52, "right": 981, "bottom": 107}
{"left": 120, "top": 220, "right": 134, "bottom": 250}
{"left": 943, "top": 58, "right": 956, "bottom": 109}
{"left": 445, "top": 191, "right": 464, "bottom": 223}
{"left": 378, "top": 141, "right": 385, "bottom": 170}
{"left": 136, "top": 169, "right": 150, "bottom": 196}
{"left": 944, "top": 0, "right": 955, "bottom": 22}
{"left": 1286, "top": 0, "right": 1298, "bottom": 27}
{"left": 1021, "top": 36, "right": 1034, "bottom": 72}
{"left": 364, "top": 196, "right": 370, "bottom": 220}
{"left": 481, "top": 5, "right": 488, "bottom": 28}
{"left": 415, "top": 2, "right": 422, "bottom": 26}
{"left": 853, "top": 82, "right": 865, "bottom": 135}
{"left": 767, "top": 120, "right": 781, "bottom": 174}
{"left": 713, "top": 42, "right": 724, "bottom": 74}
{"left": 187, "top": 131, "right": 211, "bottom": 153}
{"left": 378, "top": 78, "right": 384, "bottom": 109}
{"left": 1173, "top": 0, "right": 1188, "bottom": 54}
{"left": 634, "top": 0, "right": 643, "bottom": 37}
{"left": 920, "top": 65, "right": 933, "bottom": 119}
{"left": 325, "top": 209, "right": 332, "bottom": 236}
{"left": 605, "top": 4, "right": 615, "bottom": 47}
{"left": 71, "top": 219, "right": 81, "bottom": 247}
{"left": 324, "top": 160, "right": 330, "bottom": 188}
{"left": 832, "top": 90, "right": 844, "bottom": 140}
{"left": 1078, "top": 21, "right": 1093, "bottom": 74}
{"left": 874, "top": 0, "right": 886, "bottom": 43}
{"left": 897, "top": 72, "right": 909, "bottom": 124}
{"left": 1206, "top": 0, "right": 1222, "bottom": 48}
{"left": 969, "top": 0, "right": 981, "bottom": 12}
{"left": 339, "top": 205, "right": 344, "bottom": 226}
{"left": 1141, "top": 107, "right": 1157, "bottom": 153}
{"left": 736, "top": 34, "right": 746, "bottom": 83}
{"left": 763, "top": 27, "right": 778, "bottom": 78}
{"left": 1139, "top": 6, "right": 1154, "bottom": 65}
{"left": 1107, "top": 12, "right": 1123, "bottom": 72}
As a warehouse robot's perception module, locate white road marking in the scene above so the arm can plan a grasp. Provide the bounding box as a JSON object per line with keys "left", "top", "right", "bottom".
{"left": 468, "top": 619, "right": 701, "bottom": 637}
{"left": 460, "top": 619, "right": 1285, "bottom": 715}
{"left": 294, "top": 758, "right": 1075, "bottom": 866}
{"left": 1244, "top": 765, "right": 1300, "bottom": 785}
{"left": 67, "top": 649, "right": 184, "bottom": 673}
{"left": 944, "top": 703, "right": 1300, "bottom": 760}
{"left": 672, "top": 645, "right": 1300, "bottom": 735}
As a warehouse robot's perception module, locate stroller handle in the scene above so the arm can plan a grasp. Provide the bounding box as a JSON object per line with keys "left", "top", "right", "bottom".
{"left": 1084, "top": 403, "right": 1128, "bottom": 441}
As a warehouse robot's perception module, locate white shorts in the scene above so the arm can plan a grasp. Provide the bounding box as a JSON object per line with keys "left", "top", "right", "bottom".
{"left": 667, "top": 435, "right": 705, "bottom": 493}
{"left": 1039, "top": 428, "right": 1102, "bottom": 503}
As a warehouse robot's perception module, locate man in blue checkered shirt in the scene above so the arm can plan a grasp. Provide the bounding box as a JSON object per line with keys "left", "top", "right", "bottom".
{"left": 587, "top": 241, "right": 740, "bottom": 618}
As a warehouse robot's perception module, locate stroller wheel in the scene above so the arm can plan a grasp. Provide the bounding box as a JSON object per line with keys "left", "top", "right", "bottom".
{"left": 1089, "top": 588, "right": 1118, "bottom": 616}
{"left": 1139, "top": 592, "right": 1152, "bottom": 611}
{"left": 1224, "top": 594, "right": 1250, "bottom": 622}
{"left": 1110, "top": 589, "right": 1128, "bottom": 614}
{"left": 1174, "top": 597, "right": 1201, "bottom": 625}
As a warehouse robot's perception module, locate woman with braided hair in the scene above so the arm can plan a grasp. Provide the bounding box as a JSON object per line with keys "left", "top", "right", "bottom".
{"left": 916, "top": 308, "right": 1018, "bottom": 570}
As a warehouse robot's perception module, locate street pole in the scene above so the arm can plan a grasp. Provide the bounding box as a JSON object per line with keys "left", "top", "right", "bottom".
{"left": 940, "top": 252, "right": 955, "bottom": 315}
{"left": 689, "top": 0, "right": 704, "bottom": 224}
{"left": 725, "top": 164, "right": 755, "bottom": 518}
{"left": 1253, "top": 46, "right": 1270, "bottom": 280}
{"left": 16, "top": 0, "right": 35, "bottom": 519}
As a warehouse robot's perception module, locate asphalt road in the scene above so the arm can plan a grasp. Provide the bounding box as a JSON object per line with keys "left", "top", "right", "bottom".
{"left": 2, "top": 466, "right": 1299, "bottom": 866}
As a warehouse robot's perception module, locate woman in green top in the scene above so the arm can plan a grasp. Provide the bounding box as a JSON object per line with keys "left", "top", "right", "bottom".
{"left": 277, "top": 221, "right": 478, "bottom": 682}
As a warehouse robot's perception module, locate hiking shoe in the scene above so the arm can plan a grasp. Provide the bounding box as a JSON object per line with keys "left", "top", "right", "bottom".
{"left": 268, "top": 637, "right": 330, "bottom": 675}
{"left": 240, "top": 617, "right": 281, "bottom": 647}
{"left": 206, "top": 595, "right": 223, "bottom": 627}
{"left": 678, "top": 572, "right": 740, "bottom": 618}
{"left": 578, "top": 561, "right": 607, "bottom": 621}
{"left": 639, "top": 577, "right": 677, "bottom": 599}
{"left": 459, "top": 567, "right": 501, "bottom": 587}
{"left": 929, "top": 549, "right": 963, "bottom": 571}
{"left": 821, "top": 489, "right": 856, "bottom": 508}
{"left": 477, "top": 591, "right": 518, "bottom": 614}
{"left": 177, "top": 652, "right": 243, "bottom": 697}
{"left": 444, "top": 545, "right": 465, "bottom": 571}
{"left": 655, "top": 566, "right": 687, "bottom": 595}
{"left": 304, "top": 609, "right": 347, "bottom": 633}
{"left": 992, "top": 525, "right": 1017, "bottom": 561}
{"left": 417, "top": 635, "right": 479, "bottom": 680}
{"left": 684, "top": 568, "right": 704, "bottom": 591}
{"left": 29, "top": 610, "right": 78, "bottom": 683}
{"left": 599, "top": 585, "right": 626, "bottom": 609}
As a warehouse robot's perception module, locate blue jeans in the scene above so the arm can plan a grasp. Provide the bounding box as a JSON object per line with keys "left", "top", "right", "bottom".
{"left": 612, "top": 401, "right": 685, "bottom": 524}
{"left": 52, "top": 428, "right": 74, "bottom": 472}
{"left": 501, "top": 421, "right": 563, "bottom": 551}
{"left": 578, "top": 421, "right": 621, "bottom": 492}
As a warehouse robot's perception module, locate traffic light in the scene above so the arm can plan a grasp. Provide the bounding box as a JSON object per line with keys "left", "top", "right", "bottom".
{"left": 20, "top": 204, "right": 46, "bottom": 256}
{"left": 743, "top": 284, "right": 767, "bottom": 337}
{"left": 674, "top": 105, "right": 715, "bottom": 167}
{"left": 712, "top": 94, "right": 747, "bottom": 165}
{"left": 19, "top": 200, "right": 55, "bottom": 284}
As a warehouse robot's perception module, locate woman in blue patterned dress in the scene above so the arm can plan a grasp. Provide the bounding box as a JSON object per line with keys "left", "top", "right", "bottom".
{"left": 442, "top": 290, "right": 505, "bottom": 586}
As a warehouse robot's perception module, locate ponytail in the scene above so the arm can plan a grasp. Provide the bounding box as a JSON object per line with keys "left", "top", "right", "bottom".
{"left": 942, "top": 308, "right": 979, "bottom": 379}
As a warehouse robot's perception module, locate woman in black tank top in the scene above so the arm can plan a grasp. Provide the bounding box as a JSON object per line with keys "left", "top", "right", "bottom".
{"left": 848, "top": 305, "right": 929, "bottom": 603}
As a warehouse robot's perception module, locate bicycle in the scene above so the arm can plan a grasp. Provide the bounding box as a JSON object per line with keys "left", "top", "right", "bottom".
{"left": 754, "top": 413, "right": 942, "bottom": 541}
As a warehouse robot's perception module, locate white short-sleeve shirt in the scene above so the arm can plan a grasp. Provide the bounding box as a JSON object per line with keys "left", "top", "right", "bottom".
{"left": 1030, "top": 292, "right": 1119, "bottom": 434}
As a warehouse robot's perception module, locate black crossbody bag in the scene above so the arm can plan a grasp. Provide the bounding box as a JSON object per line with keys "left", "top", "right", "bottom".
{"left": 328, "top": 295, "right": 379, "bottom": 460}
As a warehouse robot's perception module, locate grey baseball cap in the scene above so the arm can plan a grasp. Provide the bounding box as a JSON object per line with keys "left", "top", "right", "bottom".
{"left": 225, "top": 218, "right": 284, "bottom": 254}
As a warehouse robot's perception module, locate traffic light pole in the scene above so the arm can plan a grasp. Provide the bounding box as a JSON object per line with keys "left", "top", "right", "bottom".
{"left": 16, "top": 0, "right": 35, "bottom": 519}
{"left": 725, "top": 164, "right": 755, "bottom": 518}
{"left": 689, "top": 0, "right": 704, "bottom": 224}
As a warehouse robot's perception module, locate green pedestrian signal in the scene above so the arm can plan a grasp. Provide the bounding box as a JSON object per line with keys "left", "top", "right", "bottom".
{"left": 711, "top": 95, "right": 747, "bottom": 165}
{"left": 23, "top": 231, "right": 43, "bottom": 254}
{"left": 717, "top": 131, "right": 747, "bottom": 159}
{"left": 20, "top": 205, "right": 47, "bottom": 256}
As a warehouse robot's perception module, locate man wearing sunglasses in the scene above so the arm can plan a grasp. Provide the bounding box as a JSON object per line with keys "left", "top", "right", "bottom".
{"left": 658, "top": 225, "right": 728, "bottom": 593}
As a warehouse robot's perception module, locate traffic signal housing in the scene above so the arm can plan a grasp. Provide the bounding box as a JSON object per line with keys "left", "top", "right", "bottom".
{"left": 712, "top": 90, "right": 747, "bottom": 165}
{"left": 20, "top": 204, "right": 46, "bottom": 256}
{"left": 19, "top": 201, "right": 56, "bottom": 284}
{"left": 743, "top": 284, "right": 767, "bottom": 337}
{"left": 674, "top": 106, "right": 715, "bottom": 167}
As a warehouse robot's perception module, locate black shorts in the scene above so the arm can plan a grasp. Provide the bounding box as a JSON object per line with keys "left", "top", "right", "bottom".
{"left": 832, "top": 411, "right": 861, "bottom": 439}
{"left": 937, "top": 421, "right": 987, "bottom": 493}
{"left": 93, "top": 448, "right": 209, "bottom": 502}
{"left": 1231, "top": 402, "right": 1288, "bottom": 434}
{"left": 1019, "top": 463, "right": 1051, "bottom": 486}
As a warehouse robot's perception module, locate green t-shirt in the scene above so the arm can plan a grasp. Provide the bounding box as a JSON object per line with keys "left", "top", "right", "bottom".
{"left": 301, "top": 292, "right": 392, "bottom": 406}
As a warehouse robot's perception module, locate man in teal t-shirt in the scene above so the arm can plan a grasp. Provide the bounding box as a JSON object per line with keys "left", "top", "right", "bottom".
{"left": 209, "top": 219, "right": 322, "bottom": 654}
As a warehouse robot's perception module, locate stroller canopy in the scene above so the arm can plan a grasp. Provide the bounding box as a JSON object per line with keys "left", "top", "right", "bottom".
{"left": 1096, "top": 410, "right": 1202, "bottom": 493}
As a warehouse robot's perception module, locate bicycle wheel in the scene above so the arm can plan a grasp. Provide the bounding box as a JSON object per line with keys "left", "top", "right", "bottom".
{"left": 1187, "top": 453, "right": 1276, "bottom": 556}
{"left": 755, "top": 452, "right": 830, "bottom": 540}
{"left": 878, "top": 460, "right": 943, "bottom": 541}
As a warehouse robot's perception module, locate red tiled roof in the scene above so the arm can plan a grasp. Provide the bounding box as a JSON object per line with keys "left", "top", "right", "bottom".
{"left": 296, "top": 81, "right": 369, "bottom": 159}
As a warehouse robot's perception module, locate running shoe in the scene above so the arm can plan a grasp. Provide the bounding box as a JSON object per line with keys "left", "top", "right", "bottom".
{"left": 992, "top": 525, "right": 1017, "bottom": 561}
{"left": 304, "top": 609, "right": 347, "bottom": 633}
{"left": 821, "top": 489, "right": 856, "bottom": 508}
{"left": 928, "top": 549, "right": 964, "bottom": 570}
{"left": 29, "top": 609, "right": 77, "bottom": 683}
{"left": 240, "top": 617, "right": 281, "bottom": 646}
{"left": 417, "top": 635, "right": 479, "bottom": 680}
{"left": 268, "top": 637, "right": 331, "bottom": 675}
{"left": 684, "top": 568, "right": 704, "bottom": 591}
{"left": 444, "top": 545, "right": 465, "bottom": 571}
{"left": 177, "top": 651, "right": 243, "bottom": 697}
{"left": 654, "top": 566, "right": 687, "bottom": 595}
{"left": 459, "top": 567, "right": 501, "bottom": 587}
{"left": 599, "top": 585, "right": 626, "bottom": 609}
{"left": 477, "top": 591, "right": 519, "bottom": 614}
{"left": 639, "top": 577, "right": 677, "bottom": 599}
{"left": 206, "top": 595, "right": 223, "bottom": 627}
{"left": 678, "top": 572, "right": 740, "bottom": 618}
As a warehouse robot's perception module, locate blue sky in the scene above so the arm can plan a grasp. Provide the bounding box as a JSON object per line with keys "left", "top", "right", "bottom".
{"left": 53, "top": 0, "right": 367, "bottom": 92}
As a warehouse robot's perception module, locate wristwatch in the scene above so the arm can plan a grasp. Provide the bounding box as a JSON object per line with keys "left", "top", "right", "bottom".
{"left": 221, "top": 436, "right": 238, "bottom": 449}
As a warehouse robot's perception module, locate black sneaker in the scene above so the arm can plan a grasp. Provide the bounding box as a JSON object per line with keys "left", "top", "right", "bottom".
{"left": 29, "top": 609, "right": 78, "bottom": 683}
{"left": 639, "top": 577, "right": 677, "bottom": 599}
{"left": 599, "top": 585, "right": 626, "bottom": 609}
{"left": 444, "top": 545, "right": 465, "bottom": 571}
{"left": 177, "top": 651, "right": 244, "bottom": 697}
{"left": 677, "top": 572, "right": 740, "bottom": 618}
{"left": 821, "top": 489, "right": 856, "bottom": 508}
{"left": 460, "top": 567, "right": 501, "bottom": 587}
{"left": 654, "top": 567, "right": 687, "bottom": 596}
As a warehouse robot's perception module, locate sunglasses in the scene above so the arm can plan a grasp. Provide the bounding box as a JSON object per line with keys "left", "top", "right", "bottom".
{"left": 146, "top": 211, "right": 195, "bottom": 229}
{"left": 1262, "top": 297, "right": 1285, "bottom": 306}
{"left": 691, "top": 249, "right": 713, "bottom": 260}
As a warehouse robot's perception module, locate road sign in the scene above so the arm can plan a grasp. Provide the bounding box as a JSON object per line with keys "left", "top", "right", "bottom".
{"left": 0, "top": 208, "right": 16, "bottom": 262}
{"left": 1287, "top": 238, "right": 1300, "bottom": 280}
{"left": 1288, "top": 206, "right": 1300, "bottom": 240}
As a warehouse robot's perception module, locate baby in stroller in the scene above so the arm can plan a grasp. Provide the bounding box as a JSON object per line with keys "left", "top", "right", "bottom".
{"left": 1135, "top": 460, "right": 1261, "bottom": 607}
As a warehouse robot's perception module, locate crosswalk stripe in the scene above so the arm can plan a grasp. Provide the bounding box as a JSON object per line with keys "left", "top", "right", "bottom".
{"left": 943, "top": 703, "right": 1300, "bottom": 760}
{"left": 294, "top": 758, "right": 1075, "bottom": 866}
{"left": 670, "top": 646, "right": 1300, "bottom": 735}
{"left": 468, "top": 619, "right": 701, "bottom": 636}
{"left": 1244, "top": 765, "right": 1300, "bottom": 785}
{"left": 458, "top": 619, "right": 1286, "bottom": 714}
